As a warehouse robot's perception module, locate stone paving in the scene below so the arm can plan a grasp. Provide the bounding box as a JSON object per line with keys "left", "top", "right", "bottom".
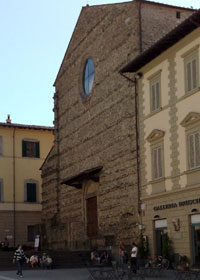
{"left": 0, "top": 268, "right": 90, "bottom": 280}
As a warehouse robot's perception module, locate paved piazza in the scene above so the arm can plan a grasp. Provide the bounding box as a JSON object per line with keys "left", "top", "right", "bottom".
{"left": 0, "top": 268, "right": 90, "bottom": 280}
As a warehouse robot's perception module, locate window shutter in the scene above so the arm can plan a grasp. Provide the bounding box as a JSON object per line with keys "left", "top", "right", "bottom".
{"left": 153, "top": 148, "right": 158, "bottom": 179}
{"left": 158, "top": 147, "right": 163, "bottom": 178}
{"left": 0, "top": 181, "right": 2, "bottom": 202}
{"left": 192, "top": 59, "right": 197, "bottom": 89}
{"left": 22, "top": 141, "right": 27, "bottom": 157}
{"left": 195, "top": 132, "right": 200, "bottom": 167}
{"left": 187, "top": 61, "right": 192, "bottom": 92}
{"left": 0, "top": 136, "right": 2, "bottom": 155}
{"left": 35, "top": 142, "right": 40, "bottom": 158}
{"left": 189, "top": 134, "right": 195, "bottom": 168}
{"left": 27, "top": 183, "right": 36, "bottom": 202}
{"left": 152, "top": 84, "right": 156, "bottom": 111}
{"left": 156, "top": 82, "right": 160, "bottom": 109}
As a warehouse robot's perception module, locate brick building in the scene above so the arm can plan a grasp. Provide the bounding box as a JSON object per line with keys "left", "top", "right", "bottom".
{"left": 41, "top": 0, "right": 194, "bottom": 251}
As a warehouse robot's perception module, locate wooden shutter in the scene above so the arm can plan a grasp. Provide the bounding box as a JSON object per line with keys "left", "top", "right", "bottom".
{"left": 153, "top": 148, "right": 158, "bottom": 179}
{"left": 0, "top": 136, "right": 2, "bottom": 155}
{"left": 35, "top": 142, "right": 40, "bottom": 158}
{"left": 22, "top": 140, "right": 27, "bottom": 157}
{"left": 156, "top": 81, "right": 160, "bottom": 110}
{"left": 192, "top": 59, "right": 197, "bottom": 90}
{"left": 195, "top": 132, "right": 200, "bottom": 167}
{"left": 189, "top": 134, "right": 195, "bottom": 168}
{"left": 87, "top": 196, "right": 98, "bottom": 237}
{"left": 0, "top": 180, "right": 2, "bottom": 202}
{"left": 27, "top": 183, "right": 36, "bottom": 202}
{"left": 158, "top": 146, "right": 163, "bottom": 178}
{"left": 152, "top": 84, "right": 156, "bottom": 111}
{"left": 153, "top": 146, "right": 163, "bottom": 179}
{"left": 187, "top": 61, "right": 192, "bottom": 92}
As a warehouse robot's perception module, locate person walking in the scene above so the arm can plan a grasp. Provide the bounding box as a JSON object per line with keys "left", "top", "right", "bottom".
{"left": 131, "top": 242, "right": 138, "bottom": 274}
{"left": 119, "top": 242, "right": 126, "bottom": 274}
{"left": 13, "top": 244, "right": 26, "bottom": 278}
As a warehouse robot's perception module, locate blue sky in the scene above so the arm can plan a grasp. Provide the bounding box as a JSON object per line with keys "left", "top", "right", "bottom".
{"left": 0, "top": 0, "right": 199, "bottom": 126}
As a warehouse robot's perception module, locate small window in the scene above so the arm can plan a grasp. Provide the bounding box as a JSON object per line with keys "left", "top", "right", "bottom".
{"left": 27, "top": 225, "right": 35, "bottom": 242}
{"left": 188, "top": 131, "right": 200, "bottom": 169}
{"left": 22, "top": 140, "right": 40, "bottom": 158}
{"left": 0, "top": 179, "right": 3, "bottom": 202}
{"left": 176, "top": 11, "right": 181, "bottom": 19}
{"left": 150, "top": 76, "right": 161, "bottom": 112}
{"left": 152, "top": 145, "right": 163, "bottom": 179}
{"left": 185, "top": 52, "right": 198, "bottom": 94}
{"left": 25, "top": 181, "right": 37, "bottom": 203}
{"left": 83, "top": 58, "right": 94, "bottom": 95}
{"left": 0, "top": 136, "right": 2, "bottom": 156}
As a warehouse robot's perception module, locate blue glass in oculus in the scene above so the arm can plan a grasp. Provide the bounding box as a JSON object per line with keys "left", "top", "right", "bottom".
{"left": 83, "top": 58, "right": 94, "bottom": 95}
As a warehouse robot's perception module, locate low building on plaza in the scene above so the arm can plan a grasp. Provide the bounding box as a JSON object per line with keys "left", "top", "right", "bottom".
{"left": 41, "top": 0, "right": 194, "bottom": 251}
{"left": 0, "top": 116, "right": 54, "bottom": 247}
{"left": 120, "top": 10, "right": 200, "bottom": 264}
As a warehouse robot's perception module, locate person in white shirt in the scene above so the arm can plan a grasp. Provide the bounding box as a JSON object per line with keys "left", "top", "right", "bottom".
{"left": 131, "top": 242, "right": 138, "bottom": 273}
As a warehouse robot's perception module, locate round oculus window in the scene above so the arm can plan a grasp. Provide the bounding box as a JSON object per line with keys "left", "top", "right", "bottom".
{"left": 83, "top": 58, "right": 94, "bottom": 95}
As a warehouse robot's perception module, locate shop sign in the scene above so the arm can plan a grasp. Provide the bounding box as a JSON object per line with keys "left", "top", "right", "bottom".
{"left": 153, "top": 198, "right": 200, "bottom": 211}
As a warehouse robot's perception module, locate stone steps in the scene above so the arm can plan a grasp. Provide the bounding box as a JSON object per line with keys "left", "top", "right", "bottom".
{"left": 0, "top": 250, "right": 91, "bottom": 271}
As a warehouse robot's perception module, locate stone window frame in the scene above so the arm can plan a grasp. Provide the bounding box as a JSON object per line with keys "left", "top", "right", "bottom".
{"left": 149, "top": 71, "right": 162, "bottom": 113}
{"left": 24, "top": 179, "right": 39, "bottom": 203}
{"left": 0, "top": 136, "right": 2, "bottom": 156}
{"left": 181, "top": 112, "right": 200, "bottom": 171}
{"left": 147, "top": 129, "right": 165, "bottom": 182}
{"left": 183, "top": 47, "right": 199, "bottom": 95}
{"left": 0, "top": 179, "right": 3, "bottom": 202}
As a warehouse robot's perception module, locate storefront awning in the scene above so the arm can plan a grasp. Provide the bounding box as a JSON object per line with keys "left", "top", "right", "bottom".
{"left": 61, "top": 166, "right": 103, "bottom": 189}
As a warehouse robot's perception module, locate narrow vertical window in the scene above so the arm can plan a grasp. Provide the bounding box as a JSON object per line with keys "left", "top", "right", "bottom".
{"left": 0, "top": 136, "right": 2, "bottom": 155}
{"left": 25, "top": 181, "right": 37, "bottom": 203}
{"left": 0, "top": 179, "right": 3, "bottom": 202}
{"left": 152, "top": 146, "right": 163, "bottom": 179}
{"left": 150, "top": 76, "right": 161, "bottom": 112}
{"left": 185, "top": 52, "right": 198, "bottom": 94}
{"left": 189, "top": 132, "right": 200, "bottom": 169}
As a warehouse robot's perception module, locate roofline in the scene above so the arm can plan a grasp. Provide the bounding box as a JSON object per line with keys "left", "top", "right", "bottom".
{"left": 120, "top": 9, "right": 200, "bottom": 73}
{"left": 54, "top": 0, "right": 195, "bottom": 86}
{"left": 0, "top": 122, "right": 54, "bottom": 131}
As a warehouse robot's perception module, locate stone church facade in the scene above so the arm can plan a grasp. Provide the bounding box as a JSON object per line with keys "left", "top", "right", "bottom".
{"left": 41, "top": 0, "right": 193, "bottom": 251}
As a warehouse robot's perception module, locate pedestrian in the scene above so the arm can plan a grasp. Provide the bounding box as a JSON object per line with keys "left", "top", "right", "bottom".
{"left": 3, "top": 237, "right": 9, "bottom": 251}
{"left": 119, "top": 242, "right": 126, "bottom": 274}
{"left": 13, "top": 244, "right": 26, "bottom": 278}
{"left": 131, "top": 242, "right": 138, "bottom": 273}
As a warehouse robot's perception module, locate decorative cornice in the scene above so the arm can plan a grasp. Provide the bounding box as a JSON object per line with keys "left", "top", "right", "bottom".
{"left": 180, "top": 112, "right": 200, "bottom": 127}
{"left": 146, "top": 129, "right": 165, "bottom": 143}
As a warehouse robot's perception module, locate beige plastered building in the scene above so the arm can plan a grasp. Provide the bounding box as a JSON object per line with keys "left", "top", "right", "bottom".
{"left": 121, "top": 10, "right": 200, "bottom": 264}
{"left": 0, "top": 117, "right": 54, "bottom": 247}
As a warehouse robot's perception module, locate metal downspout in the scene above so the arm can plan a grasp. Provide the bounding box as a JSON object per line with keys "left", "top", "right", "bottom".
{"left": 13, "top": 127, "right": 16, "bottom": 247}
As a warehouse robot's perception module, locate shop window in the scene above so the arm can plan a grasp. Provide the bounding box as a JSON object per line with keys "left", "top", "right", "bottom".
{"left": 27, "top": 225, "right": 35, "bottom": 242}
{"left": 155, "top": 219, "right": 167, "bottom": 256}
{"left": 0, "top": 136, "right": 2, "bottom": 155}
{"left": 150, "top": 74, "right": 161, "bottom": 113}
{"left": 191, "top": 215, "right": 200, "bottom": 265}
{"left": 24, "top": 180, "right": 38, "bottom": 203}
{"left": 0, "top": 179, "right": 3, "bottom": 202}
{"left": 22, "top": 140, "right": 40, "bottom": 158}
{"left": 184, "top": 51, "right": 198, "bottom": 94}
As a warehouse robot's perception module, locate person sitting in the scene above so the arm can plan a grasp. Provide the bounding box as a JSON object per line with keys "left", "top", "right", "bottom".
{"left": 40, "top": 252, "right": 47, "bottom": 268}
{"left": 43, "top": 255, "right": 53, "bottom": 269}
{"left": 30, "top": 252, "right": 39, "bottom": 268}
{"left": 100, "top": 250, "right": 110, "bottom": 264}
{"left": 91, "top": 249, "right": 100, "bottom": 264}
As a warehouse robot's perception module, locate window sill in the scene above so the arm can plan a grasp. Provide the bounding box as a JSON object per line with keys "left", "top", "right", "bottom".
{"left": 149, "top": 177, "right": 165, "bottom": 184}
{"left": 184, "top": 87, "right": 200, "bottom": 99}
{"left": 147, "top": 107, "right": 163, "bottom": 118}
{"left": 184, "top": 167, "right": 200, "bottom": 175}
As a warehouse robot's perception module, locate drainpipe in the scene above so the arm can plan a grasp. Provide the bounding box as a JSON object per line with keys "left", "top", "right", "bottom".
{"left": 119, "top": 72, "right": 142, "bottom": 216}
{"left": 13, "top": 127, "right": 16, "bottom": 247}
{"left": 138, "top": 0, "right": 143, "bottom": 54}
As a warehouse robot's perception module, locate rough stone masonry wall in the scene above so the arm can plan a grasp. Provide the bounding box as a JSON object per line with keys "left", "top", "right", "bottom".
{"left": 42, "top": 1, "right": 194, "bottom": 250}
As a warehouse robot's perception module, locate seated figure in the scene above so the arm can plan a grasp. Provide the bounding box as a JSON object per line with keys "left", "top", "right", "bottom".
{"left": 43, "top": 255, "right": 53, "bottom": 269}
{"left": 30, "top": 252, "right": 39, "bottom": 268}
{"left": 100, "top": 250, "right": 110, "bottom": 264}
{"left": 91, "top": 249, "right": 100, "bottom": 263}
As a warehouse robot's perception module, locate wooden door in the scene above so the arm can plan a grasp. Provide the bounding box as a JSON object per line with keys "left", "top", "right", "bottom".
{"left": 87, "top": 196, "right": 98, "bottom": 237}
